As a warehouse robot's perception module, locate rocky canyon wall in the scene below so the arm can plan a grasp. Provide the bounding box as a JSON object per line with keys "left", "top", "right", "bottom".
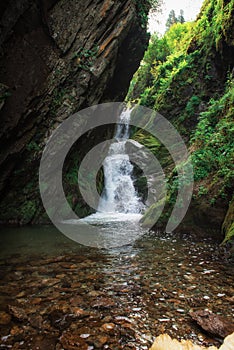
{"left": 0, "top": 0, "right": 149, "bottom": 223}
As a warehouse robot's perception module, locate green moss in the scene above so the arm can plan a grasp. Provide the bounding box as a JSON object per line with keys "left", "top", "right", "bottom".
{"left": 26, "top": 141, "right": 41, "bottom": 152}
{"left": 222, "top": 197, "right": 234, "bottom": 243}
{"left": 223, "top": 222, "right": 234, "bottom": 243}
{"left": 140, "top": 198, "right": 166, "bottom": 227}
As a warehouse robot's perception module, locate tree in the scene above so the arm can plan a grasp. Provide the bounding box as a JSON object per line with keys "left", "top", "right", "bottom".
{"left": 166, "top": 10, "right": 177, "bottom": 31}
{"left": 178, "top": 9, "right": 185, "bottom": 24}
{"left": 165, "top": 9, "right": 185, "bottom": 31}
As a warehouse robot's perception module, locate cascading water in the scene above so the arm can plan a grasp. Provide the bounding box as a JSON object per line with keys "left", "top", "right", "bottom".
{"left": 65, "top": 108, "right": 147, "bottom": 248}
{"left": 98, "top": 108, "right": 144, "bottom": 214}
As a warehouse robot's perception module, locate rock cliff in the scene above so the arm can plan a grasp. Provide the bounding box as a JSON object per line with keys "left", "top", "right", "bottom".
{"left": 0, "top": 0, "right": 149, "bottom": 223}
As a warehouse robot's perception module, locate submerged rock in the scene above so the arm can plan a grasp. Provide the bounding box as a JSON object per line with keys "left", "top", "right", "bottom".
{"left": 8, "top": 305, "right": 27, "bottom": 321}
{"left": 189, "top": 310, "right": 234, "bottom": 338}
{"left": 60, "top": 331, "right": 89, "bottom": 350}
{"left": 0, "top": 311, "right": 11, "bottom": 325}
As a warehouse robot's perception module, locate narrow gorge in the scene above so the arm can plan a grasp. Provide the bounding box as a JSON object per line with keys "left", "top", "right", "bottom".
{"left": 0, "top": 0, "right": 233, "bottom": 349}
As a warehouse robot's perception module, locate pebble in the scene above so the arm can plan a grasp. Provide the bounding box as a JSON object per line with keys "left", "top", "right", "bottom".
{"left": 176, "top": 309, "right": 185, "bottom": 313}
{"left": 0, "top": 311, "right": 11, "bottom": 325}
{"left": 80, "top": 334, "right": 90, "bottom": 339}
{"left": 0, "top": 234, "right": 232, "bottom": 350}
{"left": 158, "top": 318, "right": 170, "bottom": 322}
{"left": 101, "top": 323, "right": 115, "bottom": 331}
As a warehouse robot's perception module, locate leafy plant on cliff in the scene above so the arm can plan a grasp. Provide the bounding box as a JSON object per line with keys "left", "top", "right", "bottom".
{"left": 191, "top": 76, "right": 234, "bottom": 195}
{"left": 127, "top": 21, "right": 194, "bottom": 105}
{"left": 72, "top": 45, "right": 99, "bottom": 70}
{"left": 134, "top": 0, "right": 161, "bottom": 28}
{"left": 127, "top": 0, "right": 234, "bottom": 241}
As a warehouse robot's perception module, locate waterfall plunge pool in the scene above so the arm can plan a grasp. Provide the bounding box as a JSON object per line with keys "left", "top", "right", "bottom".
{"left": 61, "top": 212, "right": 147, "bottom": 249}
{"left": 0, "top": 225, "right": 233, "bottom": 350}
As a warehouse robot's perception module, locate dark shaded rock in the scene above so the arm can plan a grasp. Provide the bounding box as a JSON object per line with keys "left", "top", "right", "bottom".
{"left": 0, "top": 0, "right": 149, "bottom": 223}
{"left": 48, "top": 310, "right": 74, "bottom": 329}
{"left": 28, "top": 314, "right": 43, "bottom": 328}
{"left": 8, "top": 305, "right": 28, "bottom": 320}
{"left": 190, "top": 310, "right": 234, "bottom": 338}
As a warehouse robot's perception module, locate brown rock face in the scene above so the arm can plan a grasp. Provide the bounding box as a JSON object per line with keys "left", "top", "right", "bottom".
{"left": 0, "top": 0, "right": 149, "bottom": 222}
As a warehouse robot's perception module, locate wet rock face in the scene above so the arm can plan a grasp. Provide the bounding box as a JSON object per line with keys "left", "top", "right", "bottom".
{"left": 0, "top": 0, "right": 149, "bottom": 222}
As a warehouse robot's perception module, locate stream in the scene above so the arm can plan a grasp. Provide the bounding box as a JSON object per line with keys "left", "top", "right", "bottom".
{"left": 0, "top": 226, "right": 233, "bottom": 349}
{"left": 0, "top": 110, "right": 233, "bottom": 349}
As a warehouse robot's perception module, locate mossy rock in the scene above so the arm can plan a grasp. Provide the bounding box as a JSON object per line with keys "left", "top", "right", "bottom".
{"left": 222, "top": 197, "right": 234, "bottom": 244}
{"left": 140, "top": 198, "right": 168, "bottom": 228}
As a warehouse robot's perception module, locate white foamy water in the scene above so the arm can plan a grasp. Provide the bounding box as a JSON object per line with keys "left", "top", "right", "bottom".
{"left": 68, "top": 211, "right": 146, "bottom": 248}
{"left": 62, "top": 108, "right": 146, "bottom": 248}
{"left": 98, "top": 108, "right": 144, "bottom": 214}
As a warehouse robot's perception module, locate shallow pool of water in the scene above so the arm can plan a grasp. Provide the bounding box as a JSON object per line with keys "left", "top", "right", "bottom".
{"left": 0, "top": 223, "right": 233, "bottom": 349}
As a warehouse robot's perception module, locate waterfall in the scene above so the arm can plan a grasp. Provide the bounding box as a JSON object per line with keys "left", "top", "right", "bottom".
{"left": 98, "top": 108, "right": 144, "bottom": 214}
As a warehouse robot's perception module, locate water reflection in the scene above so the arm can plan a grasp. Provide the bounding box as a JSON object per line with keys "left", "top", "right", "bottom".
{"left": 0, "top": 226, "right": 233, "bottom": 349}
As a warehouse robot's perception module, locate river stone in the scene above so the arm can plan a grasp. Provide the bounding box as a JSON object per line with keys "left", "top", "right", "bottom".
{"left": 101, "top": 323, "right": 116, "bottom": 332}
{"left": 8, "top": 305, "right": 27, "bottom": 320}
{"left": 0, "top": 311, "right": 11, "bottom": 325}
{"left": 189, "top": 310, "right": 234, "bottom": 338}
{"left": 91, "top": 297, "right": 116, "bottom": 309}
{"left": 60, "top": 331, "right": 89, "bottom": 350}
{"left": 88, "top": 334, "right": 108, "bottom": 348}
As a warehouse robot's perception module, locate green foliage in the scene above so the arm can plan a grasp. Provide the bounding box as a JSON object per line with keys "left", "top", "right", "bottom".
{"left": 191, "top": 77, "right": 234, "bottom": 189}
{"left": 127, "top": 0, "right": 234, "bottom": 241}
{"left": 166, "top": 9, "right": 185, "bottom": 31}
{"left": 192, "top": 0, "right": 234, "bottom": 53}
{"left": 185, "top": 96, "right": 201, "bottom": 115}
{"left": 72, "top": 45, "right": 99, "bottom": 70}
{"left": 178, "top": 9, "right": 185, "bottom": 24}
{"left": 134, "top": 130, "right": 161, "bottom": 154}
{"left": 26, "top": 141, "right": 41, "bottom": 152}
{"left": 198, "top": 185, "right": 208, "bottom": 196}
{"left": 126, "top": 21, "right": 194, "bottom": 104}
{"left": 128, "top": 0, "right": 234, "bottom": 109}
{"left": 222, "top": 197, "right": 234, "bottom": 243}
{"left": 134, "top": 0, "right": 161, "bottom": 28}
{"left": 65, "top": 165, "right": 78, "bottom": 185}
{"left": 50, "top": 86, "right": 76, "bottom": 115}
